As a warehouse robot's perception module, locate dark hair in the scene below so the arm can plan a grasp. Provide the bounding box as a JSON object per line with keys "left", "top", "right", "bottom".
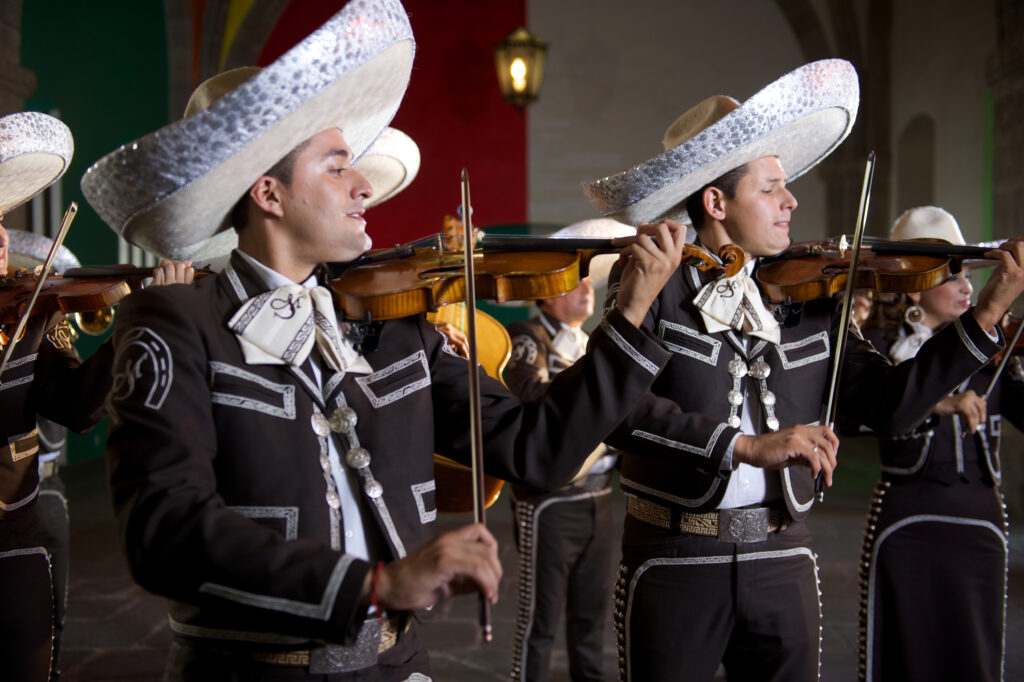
{"left": 684, "top": 163, "right": 750, "bottom": 229}
{"left": 229, "top": 139, "right": 311, "bottom": 231}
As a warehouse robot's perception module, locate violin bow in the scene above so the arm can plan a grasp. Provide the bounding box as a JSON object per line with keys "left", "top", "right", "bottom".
{"left": 0, "top": 202, "right": 78, "bottom": 387}
{"left": 460, "top": 169, "right": 493, "bottom": 643}
{"left": 983, "top": 316, "right": 1024, "bottom": 400}
{"left": 817, "top": 152, "right": 877, "bottom": 499}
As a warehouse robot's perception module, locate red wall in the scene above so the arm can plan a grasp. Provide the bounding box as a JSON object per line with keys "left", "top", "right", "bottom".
{"left": 258, "top": 0, "right": 528, "bottom": 247}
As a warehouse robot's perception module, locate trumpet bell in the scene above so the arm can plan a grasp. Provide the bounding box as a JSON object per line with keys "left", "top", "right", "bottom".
{"left": 73, "top": 307, "right": 115, "bottom": 336}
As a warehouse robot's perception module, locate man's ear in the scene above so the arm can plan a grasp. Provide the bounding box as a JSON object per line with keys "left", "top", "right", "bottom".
{"left": 703, "top": 186, "right": 727, "bottom": 222}
{"left": 249, "top": 176, "right": 285, "bottom": 218}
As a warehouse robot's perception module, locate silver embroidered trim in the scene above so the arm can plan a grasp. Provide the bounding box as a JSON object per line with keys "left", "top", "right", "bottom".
{"left": 0, "top": 353, "right": 37, "bottom": 391}
{"left": 354, "top": 351, "right": 431, "bottom": 408}
{"left": 620, "top": 475, "right": 721, "bottom": 508}
{"left": 226, "top": 506, "right": 299, "bottom": 540}
{"left": 0, "top": 545, "right": 51, "bottom": 562}
{"left": 954, "top": 316, "right": 989, "bottom": 363}
{"left": 113, "top": 327, "right": 174, "bottom": 409}
{"left": 0, "top": 483, "right": 40, "bottom": 511}
{"left": 209, "top": 361, "right": 297, "bottom": 419}
{"left": 332, "top": 391, "right": 406, "bottom": 558}
{"left": 630, "top": 422, "right": 726, "bottom": 460}
{"left": 782, "top": 467, "right": 814, "bottom": 513}
{"left": 286, "top": 364, "right": 324, "bottom": 407}
{"left": 657, "top": 319, "right": 721, "bottom": 365}
{"left": 224, "top": 263, "right": 248, "bottom": 302}
{"left": 199, "top": 554, "right": 354, "bottom": 620}
{"left": 879, "top": 430, "right": 933, "bottom": 476}
{"left": 0, "top": 374, "right": 33, "bottom": 391}
{"left": 410, "top": 481, "right": 437, "bottom": 524}
{"left": 600, "top": 318, "right": 660, "bottom": 376}
{"left": 776, "top": 332, "right": 830, "bottom": 369}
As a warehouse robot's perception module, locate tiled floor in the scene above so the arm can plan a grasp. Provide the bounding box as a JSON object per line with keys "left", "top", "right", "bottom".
{"left": 57, "top": 454, "right": 1024, "bottom": 681}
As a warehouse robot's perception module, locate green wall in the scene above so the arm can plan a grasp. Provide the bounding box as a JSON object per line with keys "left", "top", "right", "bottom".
{"left": 22, "top": 0, "right": 169, "bottom": 462}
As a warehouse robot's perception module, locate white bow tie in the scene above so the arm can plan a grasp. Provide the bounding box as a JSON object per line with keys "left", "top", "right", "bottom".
{"left": 228, "top": 283, "right": 367, "bottom": 373}
{"left": 694, "top": 270, "right": 781, "bottom": 344}
{"left": 551, "top": 326, "right": 588, "bottom": 362}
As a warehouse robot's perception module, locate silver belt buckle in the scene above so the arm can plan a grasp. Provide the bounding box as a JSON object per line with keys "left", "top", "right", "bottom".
{"left": 309, "top": 618, "right": 381, "bottom": 673}
{"left": 718, "top": 507, "right": 769, "bottom": 543}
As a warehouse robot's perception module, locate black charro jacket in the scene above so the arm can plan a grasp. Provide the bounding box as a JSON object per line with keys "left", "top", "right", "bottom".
{"left": 104, "top": 251, "right": 671, "bottom": 648}
{"left": 605, "top": 260, "right": 1001, "bottom": 519}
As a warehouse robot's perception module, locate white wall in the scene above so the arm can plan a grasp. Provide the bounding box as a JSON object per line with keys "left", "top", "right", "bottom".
{"left": 890, "top": 0, "right": 995, "bottom": 241}
{"left": 528, "top": 0, "right": 826, "bottom": 241}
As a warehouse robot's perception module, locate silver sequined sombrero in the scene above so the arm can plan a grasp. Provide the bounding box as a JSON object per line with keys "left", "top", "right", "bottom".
{"left": 582, "top": 59, "right": 859, "bottom": 225}
{"left": 7, "top": 229, "right": 81, "bottom": 273}
{"left": 80, "top": 0, "right": 415, "bottom": 261}
{"left": 0, "top": 112, "right": 74, "bottom": 215}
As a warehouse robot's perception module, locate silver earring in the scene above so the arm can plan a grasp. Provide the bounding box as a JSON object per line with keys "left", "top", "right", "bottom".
{"left": 904, "top": 305, "right": 924, "bottom": 325}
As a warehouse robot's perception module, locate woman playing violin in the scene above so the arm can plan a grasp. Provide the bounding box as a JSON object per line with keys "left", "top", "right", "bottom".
{"left": 855, "top": 206, "right": 1024, "bottom": 682}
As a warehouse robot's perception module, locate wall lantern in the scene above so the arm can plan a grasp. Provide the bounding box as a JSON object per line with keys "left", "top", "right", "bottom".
{"left": 493, "top": 27, "right": 547, "bottom": 108}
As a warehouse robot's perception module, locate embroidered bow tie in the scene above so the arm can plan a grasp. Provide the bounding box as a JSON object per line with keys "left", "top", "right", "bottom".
{"left": 228, "top": 284, "right": 362, "bottom": 372}
{"left": 694, "top": 270, "right": 781, "bottom": 344}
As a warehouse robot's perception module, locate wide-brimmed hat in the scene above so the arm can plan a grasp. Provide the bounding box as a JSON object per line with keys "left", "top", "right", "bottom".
{"left": 6, "top": 229, "right": 81, "bottom": 273}
{"left": 582, "top": 59, "right": 859, "bottom": 225}
{"left": 80, "top": 0, "right": 415, "bottom": 261}
{"left": 359, "top": 126, "right": 420, "bottom": 208}
{"left": 550, "top": 218, "right": 636, "bottom": 289}
{"left": 890, "top": 206, "right": 965, "bottom": 245}
{"left": 0, "top": 112, "right": 74, "bottom": 215}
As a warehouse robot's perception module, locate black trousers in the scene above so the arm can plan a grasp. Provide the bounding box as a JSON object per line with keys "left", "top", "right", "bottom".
{"left": 511, "top": 487, "right": 614, "bottom": 682}
{"left": 37, "top": 476, "right": 69, "bottom": 680}
{"left": 616, "top": 515, "right": 820, "bottom": 682}
{"left": 0, "top": 503, "right": 55, "bottom": 682}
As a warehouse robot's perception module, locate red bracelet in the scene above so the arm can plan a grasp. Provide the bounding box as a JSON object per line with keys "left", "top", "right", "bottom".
{"left": 370, "top": 560, "right": 385, "bottom": 621}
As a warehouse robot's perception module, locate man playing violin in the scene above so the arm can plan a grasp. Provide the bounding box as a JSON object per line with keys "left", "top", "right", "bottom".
{"left": 0, "top": 111, "right": 194, "bottom": 681}
{"left": 81, "top": 2, "right": 687, "bottom": 679}
{"left": 583, "top": 60, "right": 1024, "bottom": 682}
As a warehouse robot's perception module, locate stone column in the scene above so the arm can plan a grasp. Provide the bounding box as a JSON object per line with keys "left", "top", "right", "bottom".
{"left": 0, "top": 0, "right": 36, "bottom": 115}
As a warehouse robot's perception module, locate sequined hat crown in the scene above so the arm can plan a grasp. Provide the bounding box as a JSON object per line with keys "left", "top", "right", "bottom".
{"left": 0, "top": 112, "right": 74, "bottom": 215}
{"left": 80, "top": 0, "right": 415, "bottom": 261}
{"left": 581, "top": 59, "right": 860, "bottom": 226}
{"left": 6, "top": 229, "right": 81, "bottom": 273}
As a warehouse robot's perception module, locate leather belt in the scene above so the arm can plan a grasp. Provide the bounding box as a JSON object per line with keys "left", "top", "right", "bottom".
{"left": 245, "top": 616, "right": 401, "bottom": 672}
{"left": 627, "top": 497, "right": 789, "bottom": 543}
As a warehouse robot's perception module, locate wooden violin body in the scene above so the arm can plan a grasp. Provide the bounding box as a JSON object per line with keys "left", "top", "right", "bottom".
{"left": 757, "top": 238, "right": 994, "bottom": 304}
{"left": 0, "top": 269, "right": 131, "bottom": 325}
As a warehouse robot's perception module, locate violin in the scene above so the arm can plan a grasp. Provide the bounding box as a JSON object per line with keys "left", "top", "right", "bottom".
{"left": 329, "top": 233, "right": 744, "bottom": 322}
{"left": 757, "top": 237, "right": 998, "bottom": 304}
{"left": 0, "top": 268, "right": 131, "bottom": 326}
{"left": 427, "top": 215, "right": 510, "bottom": 514}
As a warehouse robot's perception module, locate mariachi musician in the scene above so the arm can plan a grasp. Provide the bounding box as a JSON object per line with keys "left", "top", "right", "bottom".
{"left": 81, "top": 2, "right": 687, "bottom": 679}
{"left": 857, "top": 206, "right": 1024, "bottom": 682}
{"left": 503, "top": 218, "right": 634, "bottom": 682}
{"left": 581, "top": 60, "right": 1024, "bottom": 681}
{"left": 0, "top": 111, "right": 193, "bottom": 681}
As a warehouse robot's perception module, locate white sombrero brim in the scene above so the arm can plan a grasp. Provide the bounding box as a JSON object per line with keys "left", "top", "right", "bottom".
{"left": 0, "top": 112, "right": 73, "bottom": 214}
{"left": 581, "top": 59, "right": 859, "bottom": 225}
{"left": 6, "top": 229, "right": 82, "bottom": 273}
{"left": 80, "top": 0, "right": 414, "bottom": 261}
{"left": 359, "top": 127, "right": 420, "bottom": 208}
{"left": 553, "top": 218, "right": 636, "bottom": 289}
